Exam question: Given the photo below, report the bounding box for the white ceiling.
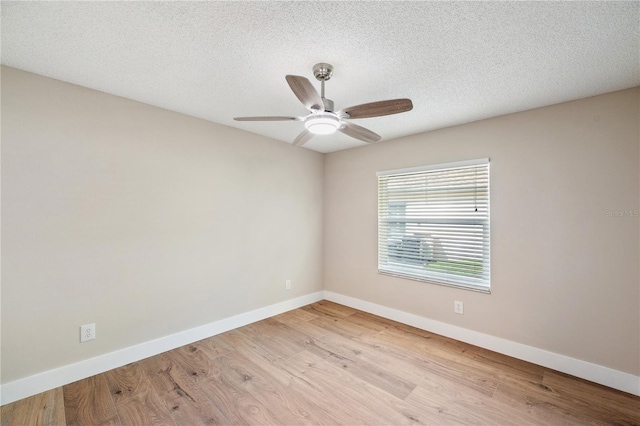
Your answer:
[2,1,638,153]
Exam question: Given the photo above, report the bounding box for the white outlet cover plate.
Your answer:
[80,323,96,342]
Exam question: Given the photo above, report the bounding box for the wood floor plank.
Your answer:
[405,384,511,425]
[167,342,222,386]
[110,389,176,426]
[213,352,331,425]
[137,352,230,425]
[237,318,311,361]
[357,329,500,398]
[276,349,416,425]
[382,321,544,386]
[48,387,68,426]
[300,300,357,318]
[271,312,331,339]
[5,388,65,426]
[381,326,476,362]
[194,373,279,425]
[252,317,315,347]
[165,343,252,424]
[272,308,319,323]
[63,374,120,425]
[229,322,365,425]
[491,374,598,425]
[305,335,417,400]
[309,314,380,339]
[285,378,371,425]
[314,329,427,385]
[104,363,148,403]
[275,350,395,425]
[379,320,504,372]
[212,326,378,425]
[463,345,545,385]
[408,370,542,425]
[168,343,279,425]
[389,327,545,389]
[542,370,640,424]
[343,310,404,333]
[193,335,235,360]
[214,329,297,388]
[1,400,14,426]
[104,362,175,426]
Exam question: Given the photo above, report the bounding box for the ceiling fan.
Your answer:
[234,63,413,147]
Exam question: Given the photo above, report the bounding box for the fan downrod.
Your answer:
[313,63,334,109]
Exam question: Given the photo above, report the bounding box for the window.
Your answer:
[378,159,490,292]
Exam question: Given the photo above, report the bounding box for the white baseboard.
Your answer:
[324,291,640,397]
[0,291,324,406]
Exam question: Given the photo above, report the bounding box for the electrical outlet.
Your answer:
[285,279,292,290]
[454,301,464,315]
[80,323,96,342]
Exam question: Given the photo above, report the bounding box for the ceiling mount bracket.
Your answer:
[313,63,334,82]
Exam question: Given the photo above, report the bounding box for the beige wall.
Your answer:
[324,88,640,375]
[1,67,324,383]
[2,65,638,386]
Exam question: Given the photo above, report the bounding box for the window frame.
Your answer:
[377,158,491,293]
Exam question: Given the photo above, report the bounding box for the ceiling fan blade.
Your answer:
[292,129,314,147]
[339,98,413,119]
[285,75,324,112]
[234,116,300,121]
[339,122,381,144]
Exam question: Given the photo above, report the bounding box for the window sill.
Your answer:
[378,269,491,294]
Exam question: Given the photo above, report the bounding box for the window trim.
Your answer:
[377,158,491,293]
[376,158,490,178]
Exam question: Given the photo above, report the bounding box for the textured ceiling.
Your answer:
[2,1,639,153]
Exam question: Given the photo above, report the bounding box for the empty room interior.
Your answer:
[1,2,639,425]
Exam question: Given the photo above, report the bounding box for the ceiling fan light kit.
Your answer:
[304,113,341,135]
[234,63,413,147]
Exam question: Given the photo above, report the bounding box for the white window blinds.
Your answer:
[377,159,490,292]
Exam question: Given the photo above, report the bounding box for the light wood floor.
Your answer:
[2,301,639,425]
